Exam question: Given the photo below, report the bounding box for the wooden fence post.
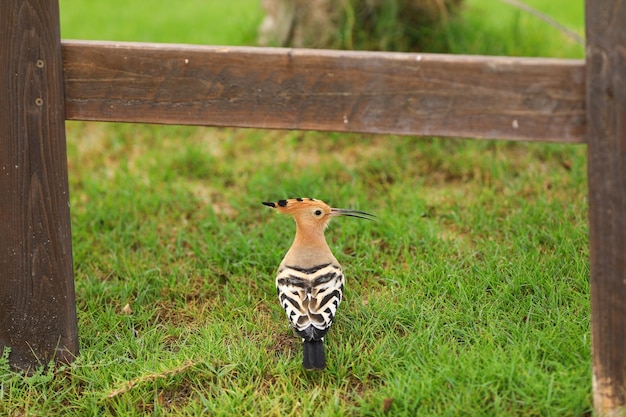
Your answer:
[0,0,78,370]
[586,0,626,414]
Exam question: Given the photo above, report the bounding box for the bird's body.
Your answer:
[263,198,374,370]
[276,260,344,369]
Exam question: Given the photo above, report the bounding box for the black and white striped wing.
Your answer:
[276,263,344,340]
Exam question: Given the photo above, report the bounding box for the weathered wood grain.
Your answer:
[62,41,586,143]
[586,0,626,414]
[0,0,78,370]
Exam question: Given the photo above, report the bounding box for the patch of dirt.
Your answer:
[267,330,298,358]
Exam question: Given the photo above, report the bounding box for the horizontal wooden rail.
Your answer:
[62,41,586,143]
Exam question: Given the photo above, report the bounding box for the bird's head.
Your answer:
[262,198,375,231]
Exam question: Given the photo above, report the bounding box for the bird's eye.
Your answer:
[314,209,323,216]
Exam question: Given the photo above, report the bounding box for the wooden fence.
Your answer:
[1,0,624,414]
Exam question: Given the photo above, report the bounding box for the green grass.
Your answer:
[427,0,584,57]
[59,0,263,45]
[2,1,591,416]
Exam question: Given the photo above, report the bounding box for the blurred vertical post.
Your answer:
[586,0,626,414]
[0,0,78,370]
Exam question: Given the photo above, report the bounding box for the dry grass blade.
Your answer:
[105,359,198,399]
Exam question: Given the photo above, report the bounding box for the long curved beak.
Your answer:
[330,208,377,221]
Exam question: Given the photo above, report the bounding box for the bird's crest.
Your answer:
[262,198,329,214]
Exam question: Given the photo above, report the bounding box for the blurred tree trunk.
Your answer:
[258,0,463,51]
[258,0,341,48]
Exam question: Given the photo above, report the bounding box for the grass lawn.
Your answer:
[2,1,590,415]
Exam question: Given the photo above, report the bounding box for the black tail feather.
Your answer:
[303,340,325,370]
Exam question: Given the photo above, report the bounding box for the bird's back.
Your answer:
[276,261,344,341]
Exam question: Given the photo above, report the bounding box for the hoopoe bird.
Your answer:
[263,198,375,370]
